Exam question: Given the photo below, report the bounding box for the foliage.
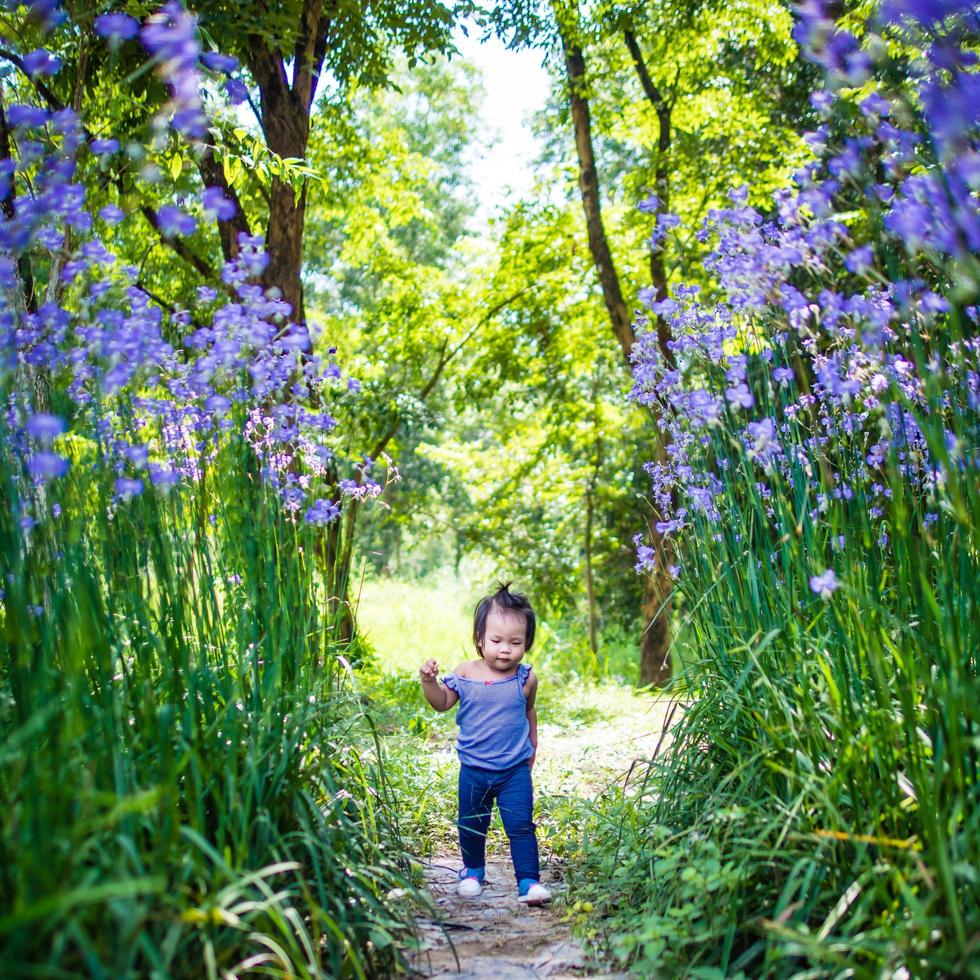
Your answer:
[359,0,820,660]
[571,0,980,974]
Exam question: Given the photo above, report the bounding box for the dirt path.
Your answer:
[402,691,679,978]
[407,854,601,978]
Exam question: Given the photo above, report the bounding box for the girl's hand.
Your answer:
[419,659,439,683]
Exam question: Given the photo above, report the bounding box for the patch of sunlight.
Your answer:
[354,575,475,674]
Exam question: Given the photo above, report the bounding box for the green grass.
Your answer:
[0,428,423,977]
[355,570,655,685]
[561,340,980,974]
[355,573,476,674]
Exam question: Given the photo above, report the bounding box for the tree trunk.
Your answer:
[249,51,310,331]
[624,28,676,373]
[558,26,635,360]
[245,0,329,346]
[623,28,681,687]
[584,487,598,656]
[640,565,673,685]
[197,139,252,263]
[557,9,673,685]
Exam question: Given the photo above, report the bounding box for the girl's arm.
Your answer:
[524,670,539,764]
[418,659,460,711]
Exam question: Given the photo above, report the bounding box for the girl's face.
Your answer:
[479,608,528,673]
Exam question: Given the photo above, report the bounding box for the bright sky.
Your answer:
[451,24,552,224]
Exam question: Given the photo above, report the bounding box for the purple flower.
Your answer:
[338,478,382,499]
[651,297,680,316]
[633,533,656,573]
[921,291,950,314]
[810,90,834,115]
[726,383,755,409]
[27,412,66,442]
[772,366,794,386]
[638,193,660,213]
[201,51,239,73]
[223,78,248,104]
[859,92,891,120]
[8,104,49,128]
[304,498,341,526]
[95,12,141,40]
[156,205,197,238]
[115,477,144,499]
[170,107,207,138]
[205,394,231,414]
[746,418,782,465]
[117,445,146,471]
[881,0,965,26]
[809,569,839,599]
[845,245,874,274]
[140,3,206,138]
[90,138,120,156]
[149,466,181,489]
[28,450,69,481]
[281,486,305,512]
[23,48,62,77]
[202,186,235,220]
[99,204,125,225]
[24,0,65,31]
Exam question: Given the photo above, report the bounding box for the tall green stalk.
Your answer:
[0,421,416,977]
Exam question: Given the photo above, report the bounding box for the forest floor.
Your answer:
[383,679,679,978]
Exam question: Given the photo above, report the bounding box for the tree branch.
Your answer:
[0,93,36,313]
[623,28,676,371]
[140,204,217,280]
[623,30,669,114]
[0,47,64,111]
[197,136,252,262]
[292,0,325,108]
[368,284,537,461]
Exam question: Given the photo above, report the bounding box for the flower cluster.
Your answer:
[1,1,361,531]
[630,0,979,593]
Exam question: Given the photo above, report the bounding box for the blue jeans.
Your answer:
[457,761,539,883]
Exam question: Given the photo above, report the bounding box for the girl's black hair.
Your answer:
[473,581,536,654]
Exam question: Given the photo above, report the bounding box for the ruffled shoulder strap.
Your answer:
[440,673,460,692]
[517,663,532,686]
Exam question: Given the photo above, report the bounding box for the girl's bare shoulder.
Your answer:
[453,659,483,678]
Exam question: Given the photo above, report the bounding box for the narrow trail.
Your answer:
[408,854,600,978]
[400,689,678,978]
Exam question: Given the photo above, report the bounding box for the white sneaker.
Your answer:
[517,882,552,905]
[456,873,483,898]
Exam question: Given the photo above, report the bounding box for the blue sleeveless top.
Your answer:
[441,663,534,770]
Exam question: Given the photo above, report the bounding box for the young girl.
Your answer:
[418,583,552,905]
